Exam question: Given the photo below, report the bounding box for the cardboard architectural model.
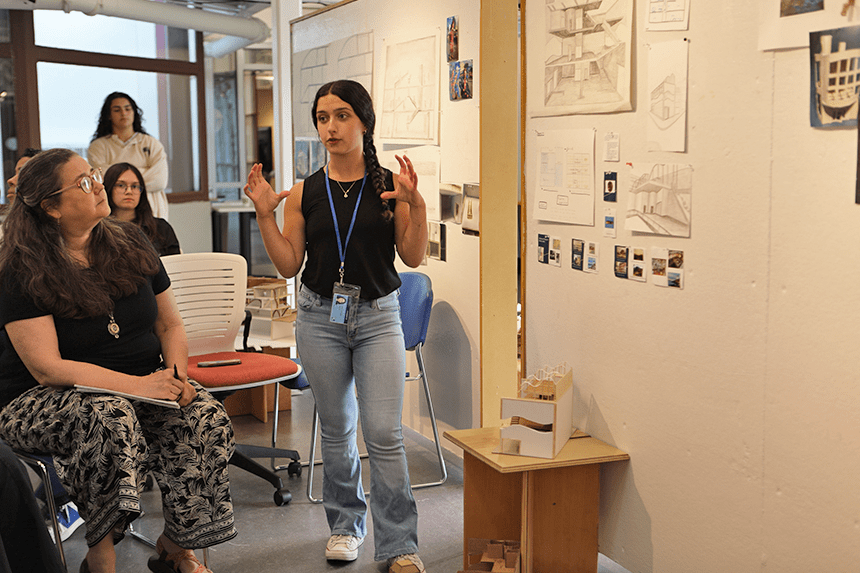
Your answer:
[499,362,573,459]
[458,538,520,573]
[245,278,296,339]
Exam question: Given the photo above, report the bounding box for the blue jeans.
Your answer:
[296,284,418,561]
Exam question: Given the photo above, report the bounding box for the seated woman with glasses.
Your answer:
[105,162,180,256]
[0,149,237,573]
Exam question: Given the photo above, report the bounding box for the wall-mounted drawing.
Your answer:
[625,163,692,238]
[379,32,440,144]
[292,32,375,140]
[526,0,633,117]
[647,39,689,152]
[809,25,860,127]
[647,0,691,31]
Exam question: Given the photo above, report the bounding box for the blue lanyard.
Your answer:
[325,165,367,284]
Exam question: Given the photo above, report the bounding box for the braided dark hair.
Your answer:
[312,80,393,221]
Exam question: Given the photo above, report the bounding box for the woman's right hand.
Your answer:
[244,163,290,218]
[141,369,185,402]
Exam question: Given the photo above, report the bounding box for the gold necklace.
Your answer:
[334,178,357,198]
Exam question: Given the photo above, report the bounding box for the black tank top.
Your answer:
[301,167,401,300]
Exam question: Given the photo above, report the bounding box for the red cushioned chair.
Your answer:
[161,252,302,506]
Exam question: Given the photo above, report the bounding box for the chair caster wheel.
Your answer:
[287,461,302,477]
[274,489,292,506]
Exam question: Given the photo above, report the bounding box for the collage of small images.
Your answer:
[537,233,685,289]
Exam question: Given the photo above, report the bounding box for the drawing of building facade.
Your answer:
[813,34,860,124]
[650,73,683,128]
[544,0,626,106]
[626,164,692,237]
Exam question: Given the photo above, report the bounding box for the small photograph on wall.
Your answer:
[572,238,584,270]
[538,233,550,264]
[447,16,459,62]
[781,0,824,17]
[449,60,473,100]
[614,245,628,278]
[604,171,617,202]
[809,25,860,128]
[294,138,311,181]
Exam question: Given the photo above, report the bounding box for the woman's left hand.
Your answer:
[381,155,424,208]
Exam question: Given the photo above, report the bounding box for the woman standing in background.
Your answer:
[88,92,169,219]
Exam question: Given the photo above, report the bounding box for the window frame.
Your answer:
[8,10,208,203]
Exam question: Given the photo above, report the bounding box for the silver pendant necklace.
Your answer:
[335,179,357,198]
[107,312,120,338]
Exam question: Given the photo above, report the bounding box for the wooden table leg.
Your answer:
[529,464,600,573]
[462,452,522,570]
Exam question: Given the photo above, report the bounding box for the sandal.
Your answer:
[147,537,212,573]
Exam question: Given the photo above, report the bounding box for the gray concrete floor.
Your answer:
[47,390,630,573]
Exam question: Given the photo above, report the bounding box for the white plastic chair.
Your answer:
[161,252,303,506]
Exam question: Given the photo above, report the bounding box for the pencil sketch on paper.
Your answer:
[625,163,692,238]
[650,74,683,129]
[528,0,633,116]
[379,33,439,144]
[291,33,374,139]
[647,39,688,152]
[809,26,860,128]
[647,0,691,31]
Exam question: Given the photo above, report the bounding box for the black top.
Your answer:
[153,218,180,256]
[0,262,171,409]
[301,167,401,300]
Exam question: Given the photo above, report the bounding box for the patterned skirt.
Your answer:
[0,381,237,549]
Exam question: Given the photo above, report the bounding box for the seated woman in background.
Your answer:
[0,149,236,573]
[105,162,180,256]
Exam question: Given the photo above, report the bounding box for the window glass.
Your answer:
[0,58,14,203]
[0,10,10,43]
[38,62,201,193]
[33,11,195,62]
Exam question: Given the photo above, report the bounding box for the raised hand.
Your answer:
[381,155,424,208]
[244,163,290,217]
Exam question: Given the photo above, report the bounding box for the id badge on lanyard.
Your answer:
[325,165,367,324]
[330,281,361,324]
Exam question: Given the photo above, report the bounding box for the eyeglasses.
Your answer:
[48,168,103,198]
[113,182,141,194]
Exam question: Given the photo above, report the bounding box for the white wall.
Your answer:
[169,200,212,253]
[524,1,860,572]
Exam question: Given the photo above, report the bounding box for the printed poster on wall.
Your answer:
[531,128,595,226]
[758,0,855,51]
[809,25,860,128]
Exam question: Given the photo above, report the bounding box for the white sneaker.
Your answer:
[325,534,364,561]
[47,501,84,543]
[387,553,426,573]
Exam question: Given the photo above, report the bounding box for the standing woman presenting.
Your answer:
[244,80,429,573]
[88,92,169,219]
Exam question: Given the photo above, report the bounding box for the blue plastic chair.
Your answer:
[296,272,448,503]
